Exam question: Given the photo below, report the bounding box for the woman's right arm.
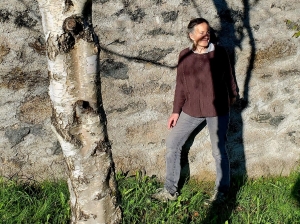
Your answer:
[169,51,187,128]
[172,52,186,115]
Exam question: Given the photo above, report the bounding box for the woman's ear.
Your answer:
[189,32,194,41]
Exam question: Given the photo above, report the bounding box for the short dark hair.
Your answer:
[187,18,209,33]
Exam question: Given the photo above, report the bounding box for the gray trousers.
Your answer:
[164,112,230,194]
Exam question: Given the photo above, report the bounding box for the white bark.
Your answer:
[37,0,121,223]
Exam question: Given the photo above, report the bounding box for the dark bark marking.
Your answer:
[77,176,90,184]
[74,100,97,115]
[98,140,111,152]
[57,33,75,53]
[94,191,107,200]
[51,106,82,147]
[79,210,90,220]
[63,17,83,34]
[78,210,97,221]
[45,15,96,60]
[57,16,94,55]
[65,18,77,31]
[65,157,75,171]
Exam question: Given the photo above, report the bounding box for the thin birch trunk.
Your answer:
[37,0,121,223]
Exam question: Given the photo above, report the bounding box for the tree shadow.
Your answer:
[99,44,177,69]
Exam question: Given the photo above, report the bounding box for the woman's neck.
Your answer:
[195,45,208,54]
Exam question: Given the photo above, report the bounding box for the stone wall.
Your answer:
[0,0,299,181]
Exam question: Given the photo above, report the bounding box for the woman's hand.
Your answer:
[167,113,179,129]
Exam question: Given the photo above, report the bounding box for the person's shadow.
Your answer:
[292,173,300,206]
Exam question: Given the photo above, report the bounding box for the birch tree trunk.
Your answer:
[37,0,121,223]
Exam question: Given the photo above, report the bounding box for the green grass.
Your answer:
[1,171,300,224]
[0,178,70,224]
[117,171,300,224]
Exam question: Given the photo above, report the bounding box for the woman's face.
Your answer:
[189,23,210,47]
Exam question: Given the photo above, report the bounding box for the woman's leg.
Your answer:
[165,112,205,194]
[206,114,230,193]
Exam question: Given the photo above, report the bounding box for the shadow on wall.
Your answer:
[99,44,177,69]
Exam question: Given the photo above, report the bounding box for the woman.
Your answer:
[152,18,238,204]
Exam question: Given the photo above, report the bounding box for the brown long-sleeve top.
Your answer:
[173,44,238,117]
